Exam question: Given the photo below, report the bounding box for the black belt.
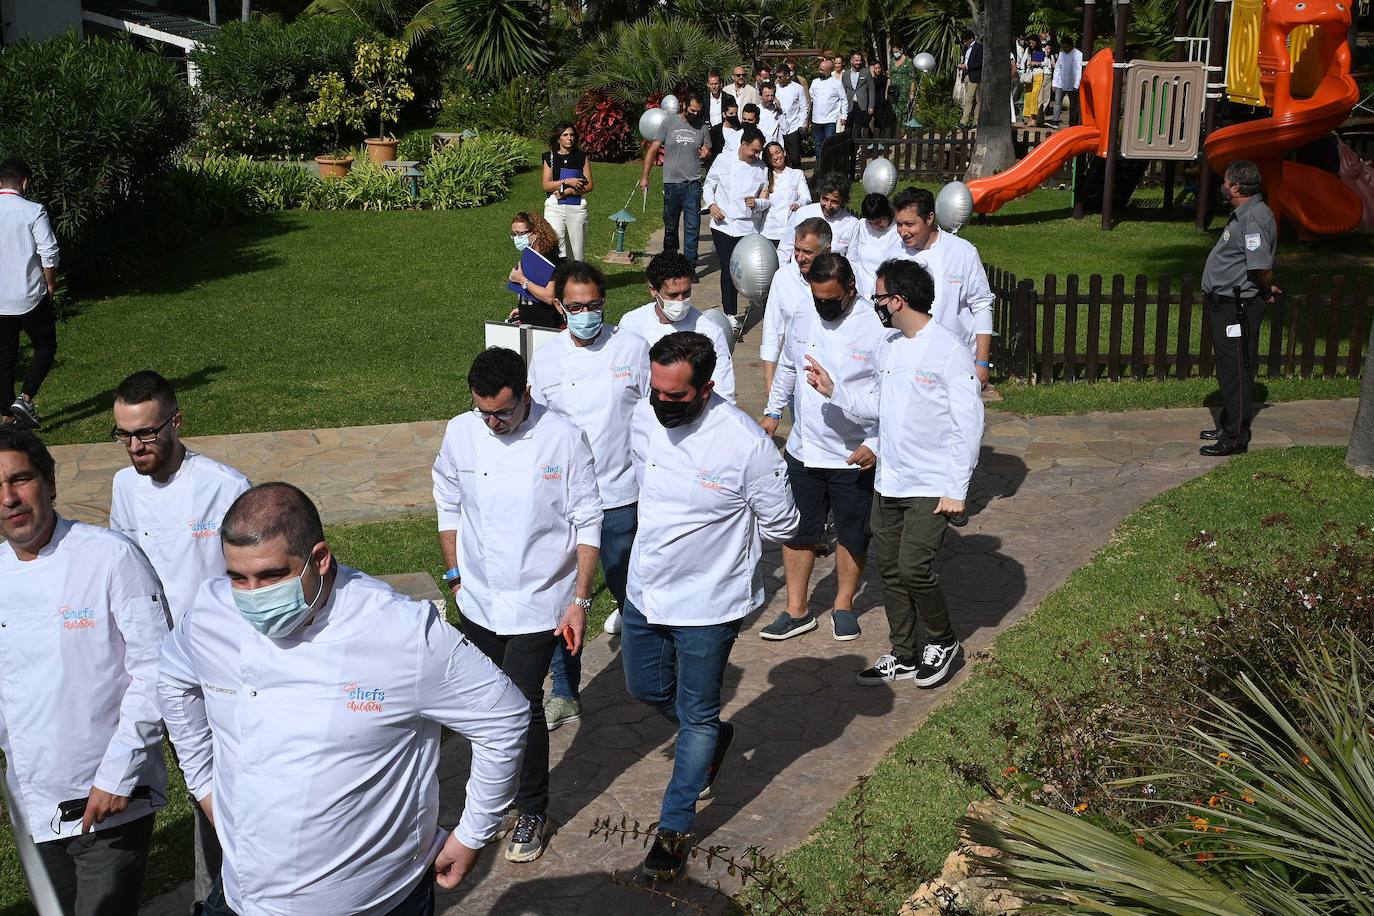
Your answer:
[1204,292,1256,305]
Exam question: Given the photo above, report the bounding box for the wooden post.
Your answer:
[1073,0,1098,220]
[1196,0,1231,232]
[1163,0,1190,215]
[1100,0,1132,230]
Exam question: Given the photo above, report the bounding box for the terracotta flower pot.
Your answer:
[365,138,399,165]
[315,154,354,179]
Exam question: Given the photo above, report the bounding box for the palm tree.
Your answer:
[567,16,738,104]
[967,0,1015,177]
[1347,323,1373,476]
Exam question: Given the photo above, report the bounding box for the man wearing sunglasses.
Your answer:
[431,346,603,864]
[107,369,248,912]
[728,65,760,111]
[528,261,650,730]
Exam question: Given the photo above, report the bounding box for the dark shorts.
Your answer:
[784,450,874,555]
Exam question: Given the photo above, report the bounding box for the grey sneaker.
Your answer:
[9,398,39,429]
[760,611,817,640]
[504,813,547,862]
[544,695,581,731]
[830,610,861,641]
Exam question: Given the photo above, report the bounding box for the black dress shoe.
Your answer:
[643,829,690,881]
[1199,429,1221,441]
[1199,442,1247,457]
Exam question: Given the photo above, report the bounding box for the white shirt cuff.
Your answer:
[575,523,602,549]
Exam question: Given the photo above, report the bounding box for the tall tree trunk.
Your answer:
[240,0,250,21]
[966,0,1015,178]
[207,0,218,25]
[1347,322,1374,476]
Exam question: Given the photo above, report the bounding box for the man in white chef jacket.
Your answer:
[432,346,602,864]
[0,426,171,915]
[805,259,984,692]
[529,261,650,730]
[623,332,799,882]
[759,253,887,644]
[882,186,996,388]
[761,216,833,393]
[108,369,249,912]
[159,482,529,916]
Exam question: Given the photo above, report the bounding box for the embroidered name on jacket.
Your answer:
[188,519,220,539]
[345,683,386,712]
[698,469,726,491]
[913,370,940,385]
[610,363,635,380]
[59,604,96,630]
[540,463,564,480]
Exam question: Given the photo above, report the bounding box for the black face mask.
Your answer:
[725,114,740,128]
[814,294,850,322]
[874,299,895,328]
[651,390,707,428]
[686,112,706,128]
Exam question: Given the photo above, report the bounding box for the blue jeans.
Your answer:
[551,503,638,700]
[620,600,742,833]
[812,122,836,156]
[662,180,702,262]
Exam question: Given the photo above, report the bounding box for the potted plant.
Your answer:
[307,71,362,178]
[354,38,414,166]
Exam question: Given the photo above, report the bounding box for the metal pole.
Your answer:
[1195,0,1230,232]
[1163,0,1189,214]
[1100,0,1132,230]
[1073,0,1098,220]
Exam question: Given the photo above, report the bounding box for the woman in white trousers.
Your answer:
[542,124,593,261]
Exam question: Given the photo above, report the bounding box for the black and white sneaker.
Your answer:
[913,638,963,688]
[9,397,40,429]
[643,828,690,881]
[855,653,918,685]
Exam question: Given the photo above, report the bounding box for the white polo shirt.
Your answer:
[766,301,888,469]
[432,403,603,635]
[0,518,170,842]
[528,325,650,510]
[110,450,251,624]
[159,567,528,916]
[760,259,811,364]
[779,203,858,262]
[619,302,737,405]
[830,320,984,499]
[882,229,995,350]
[627,395,799,626]
[704,154,771,237]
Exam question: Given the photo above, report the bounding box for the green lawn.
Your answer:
[36,156,663,447]
[989,374,1360,414]
[758,447,1374,912]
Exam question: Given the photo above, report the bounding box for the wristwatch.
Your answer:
[571,596,592,609]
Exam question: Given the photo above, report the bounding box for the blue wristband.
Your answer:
[764,410,783,420]
[443,567,461,583]
[974,359,992,368]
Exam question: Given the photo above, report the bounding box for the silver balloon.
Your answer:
[660,93,680,115]
[699,307,737,354]
[914,52,936,73]
[728,232,780,303]
[862,157,897,196]
[638,107,669,143]
[935,180,975,233]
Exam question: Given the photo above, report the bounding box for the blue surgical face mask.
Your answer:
[513,233,531,252]
[566,308,603,340]
[233,557,325,639]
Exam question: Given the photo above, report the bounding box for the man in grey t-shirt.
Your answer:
[639,93,711,267]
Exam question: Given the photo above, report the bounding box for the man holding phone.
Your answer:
[0,426,171,915]
[432,346,603,863]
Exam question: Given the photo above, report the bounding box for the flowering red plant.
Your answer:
[574,91,636,162]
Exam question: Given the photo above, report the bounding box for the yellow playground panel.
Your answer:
[1225,0,1325,106]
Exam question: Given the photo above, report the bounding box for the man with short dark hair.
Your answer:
[806,258,983,690]
[625,331,799,881]
[761,217,833,392]
[780,172,859,262]
[640,94,712,267]
[759,253,885,643]
[0,426,171,915]
[108,369,249,912]
[0,159,60,430]
[958,30,984,127]
[841,51,874,136]
[432,347,602,863]
[774,65,809,169]
[758,83,785,145]
[1049,35,1083,126]
[706,71,732,127]
[160,482,529,914]
[704,124,772,327]
[1199,159,1280,456]
[530,262,650,727]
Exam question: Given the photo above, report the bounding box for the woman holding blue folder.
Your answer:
[542,124,594,261]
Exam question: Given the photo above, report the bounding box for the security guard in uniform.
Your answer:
[1199,160,1280,456]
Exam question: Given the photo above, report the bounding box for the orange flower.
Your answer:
[1217,752,1231,762]
[1207,795,1219,807]
[1003,766,1018,776]
[1134,834,1145,846]
[1073,803,1088,814]
[1301,754,1311,766]
[1196,852,1215,863]
[1242,793,1255,805]
[1194,818,1210,831]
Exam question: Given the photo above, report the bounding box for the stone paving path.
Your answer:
[112,232,1356,916]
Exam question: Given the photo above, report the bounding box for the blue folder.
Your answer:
[558,167,583,205]
[507,247,556,297]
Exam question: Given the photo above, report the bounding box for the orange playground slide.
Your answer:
[967,49,1115,214]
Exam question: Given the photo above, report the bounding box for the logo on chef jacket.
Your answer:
[913,370,940,386]
[847,345,873,363]
[188,519,220,540]
[610,363,635,380]
[344,682,385,713]
[58,604,96,631]
[540,463,564,481]
[697,469,725,492]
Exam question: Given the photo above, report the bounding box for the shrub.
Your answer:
[191,16,372,109]
[420,132,530,209]
[437,70,555,137]
[566,16,737,105]
[353,38,414,139]
[196,97,321,160]
[0,32,196,284]
[574,92,636,162]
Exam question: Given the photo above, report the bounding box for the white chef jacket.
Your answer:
[619,302,737,405]
[759,168,812,241]
[848,220,900,299]
[760,259,810,364]
[758,106,784,145]
[776,81,808,134]
[704,154,771,237]
[882,229,995,351]
[767,301,887,469]
[432,404,602,635]
[809,74,846,125]
[627,395,799,626]
[778,203,858,262]
[528,325,650,510]
[158,566,529,916]
[829,320,984,499]
[0,518,170,842]
[110,450,251,624]
[0,189,59,316]
[721,125,742,155]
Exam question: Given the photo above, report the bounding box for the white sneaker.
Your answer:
[603,608,622,634]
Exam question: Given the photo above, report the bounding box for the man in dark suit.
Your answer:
[958,29,983,128]
[840,51,874,137]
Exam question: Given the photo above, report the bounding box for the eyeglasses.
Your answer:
[510,231,530,240]
[111,413,177,445]
[561,298,605,314]
[872,292,900,305]
[733,72,746,78]
[472,398,525,422]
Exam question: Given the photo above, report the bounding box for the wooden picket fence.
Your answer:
[987,265,1372,383]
